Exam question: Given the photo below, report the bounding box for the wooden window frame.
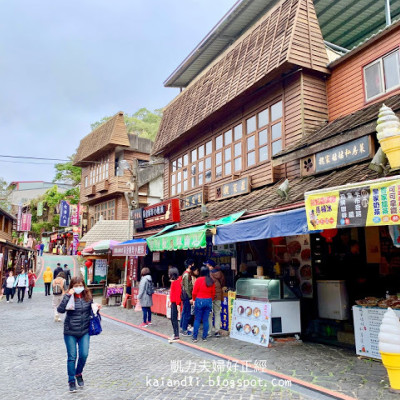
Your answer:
[363,49,400,102]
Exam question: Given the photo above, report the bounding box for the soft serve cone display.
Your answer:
[379,307,400,391]
[376,104,400,169]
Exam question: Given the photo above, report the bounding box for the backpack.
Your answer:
[146,279,154,296]
[53,280,63,295]
[180,273,189,301]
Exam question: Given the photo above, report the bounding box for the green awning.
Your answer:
[146,211,246,252]
[147,225,208,252]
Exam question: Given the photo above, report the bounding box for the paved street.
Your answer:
[0,255,317,400]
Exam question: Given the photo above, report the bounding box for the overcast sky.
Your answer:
[0,0,237,183]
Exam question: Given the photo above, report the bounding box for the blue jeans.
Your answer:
[64,334,90,383]
[180,298,191,331]
[142,307,151,323]
[193,298,212,340]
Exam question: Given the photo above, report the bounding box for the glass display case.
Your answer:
[236,278,298,301]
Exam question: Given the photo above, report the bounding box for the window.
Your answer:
[84,176,88,188]
[169,99,283,196]
[94,200,115,223]
[364,49,400,101]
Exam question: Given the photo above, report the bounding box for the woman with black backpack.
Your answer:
[138,267,154,328]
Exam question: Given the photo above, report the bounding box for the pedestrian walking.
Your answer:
[180,259,194,336]
[168,267,181,342]
[63,264,71,286]
[35,243,40,256]
[14,267,29,303]
[40,242,44,256]
[206,260,226,337]
[43,266,53,296]
[138,267,154,327]
[28,269,37,299]
[191,266,215,343]
[53,263,63,280]
[2,270,16,303]
[57,276,102,392]
[53,272,66,322]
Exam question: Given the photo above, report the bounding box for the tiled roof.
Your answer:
[177,162,389,226]
[153,0,328,155]
[74,112,130,166]
[80,220,133,246]
[275,93,400,158]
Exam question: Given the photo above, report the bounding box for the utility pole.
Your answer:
[122,158,138,304]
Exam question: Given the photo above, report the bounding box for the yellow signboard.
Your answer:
[305,178,400,230]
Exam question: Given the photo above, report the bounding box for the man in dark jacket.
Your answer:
[206,260,226,337]
[53,263,63,280]
[63,264,72,286]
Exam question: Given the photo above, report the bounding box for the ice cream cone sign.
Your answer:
[379,308,400,392]
[376,104,400,169]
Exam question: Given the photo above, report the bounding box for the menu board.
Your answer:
[230,299,271,347]
[353,306,400,359]
[305,178,400,230]
[286,234,312,298]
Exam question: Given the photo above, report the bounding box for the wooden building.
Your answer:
[74,111,163,231]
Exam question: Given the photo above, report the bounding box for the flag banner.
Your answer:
[59,200,70,227]
[20,213,32,232]
[37,201,43,217]
[70,204,80,226]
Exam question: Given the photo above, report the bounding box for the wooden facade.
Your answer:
[0,212,14,242]
[327,23,400,121]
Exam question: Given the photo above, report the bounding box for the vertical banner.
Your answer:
[70,204,80,226]
[130,256,139,282]
[72,226,80,255]
[59,200,70,227]
[37,201,43,217]
[17,205,22,231]
[20,213,32,232]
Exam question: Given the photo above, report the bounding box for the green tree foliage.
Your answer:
[30,185,80,236]
[53,154,81,186]
[90,108,162,141]
[0,177,11,211]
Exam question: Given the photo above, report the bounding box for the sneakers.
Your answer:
[181,331,192,336]
[139,322,148,328]
[69,381,77,392]
[57,317,62,322]
[168,336,179,342]
[6,301,9,303]
[147,321,152,325]
[214,332,221,337]
[75,374,84,387]
[192,338,198,343]
[202,338,208,342]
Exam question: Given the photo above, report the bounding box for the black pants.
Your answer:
[45,283,51,296]
[28,286,34,298]
[5,287,14,301]
[171,303,179,338]
[17,286,26,302]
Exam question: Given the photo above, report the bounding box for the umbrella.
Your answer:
[92,239,120,252]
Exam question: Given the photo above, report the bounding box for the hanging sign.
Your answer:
[181,191,204,210]
[152,252,160,262]
[59,200,70,227]
[216,176,250,200]
[112,242,147,257]
[17,205,22,231]
[132,208,144,230]
[143,198,180,228]
[37,202,43,217]
[128,256,139,283]
[20,213,32,232]
[70,204,80,226]
[305,177,400,230]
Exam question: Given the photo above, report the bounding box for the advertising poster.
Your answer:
[59,200,70,227]
[286,234,312,298]
[230,299,271,347]
[20,213,32,232]
[221,296,229,331]
[305,178,400,230]
[70,204,80,226]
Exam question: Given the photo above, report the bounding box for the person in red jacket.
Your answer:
[190,267,215,342]
[168,268,181,342]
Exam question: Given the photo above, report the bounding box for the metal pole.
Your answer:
[385,0,391,26]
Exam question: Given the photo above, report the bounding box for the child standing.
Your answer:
[168,267,181,342]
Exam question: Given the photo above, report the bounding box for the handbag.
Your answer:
[134,298,142,312]
[89,309,102,336]
[66,295,75,310]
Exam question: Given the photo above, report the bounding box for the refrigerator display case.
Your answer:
[235,278,301,335]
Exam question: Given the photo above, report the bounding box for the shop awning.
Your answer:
[213,208,312,245]
[112,239,147,257]
[147,225,208,251]
[305,175,400,231]
[147,211,245,251]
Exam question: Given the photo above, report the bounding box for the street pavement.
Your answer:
[0,254,316,400]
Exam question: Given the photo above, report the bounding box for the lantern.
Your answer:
[321,229,338,243]
[77,251,82,256]
[270,237,284,245]
[85,260,93,268]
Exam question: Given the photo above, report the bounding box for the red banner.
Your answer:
[143,198,180,228]
[20,213,32,232]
